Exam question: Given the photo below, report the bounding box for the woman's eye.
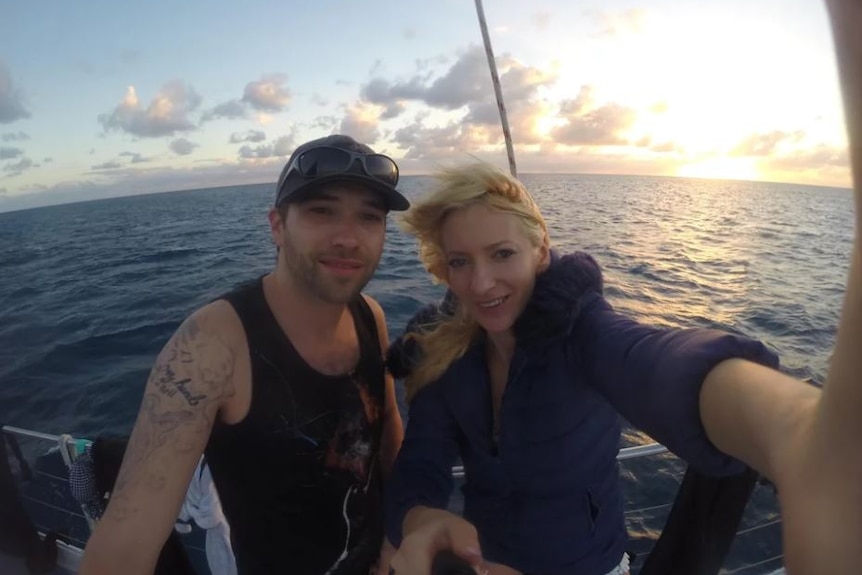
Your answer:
[448,258,467,268]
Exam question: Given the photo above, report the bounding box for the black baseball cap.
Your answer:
[274,134,410,211]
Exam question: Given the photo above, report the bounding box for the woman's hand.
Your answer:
[373,537,398,575]
[390,507,484,575]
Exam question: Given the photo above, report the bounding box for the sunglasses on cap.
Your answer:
[286,146,399,187]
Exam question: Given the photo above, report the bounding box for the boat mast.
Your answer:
[473,0,518,178]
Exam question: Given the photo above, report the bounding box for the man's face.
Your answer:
[270,183,387,304]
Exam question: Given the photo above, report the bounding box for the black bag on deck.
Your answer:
[639,465,759,575]
[91,436,197,575]
[0,430,59,573]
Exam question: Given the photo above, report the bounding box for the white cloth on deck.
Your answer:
[175,457,237,575]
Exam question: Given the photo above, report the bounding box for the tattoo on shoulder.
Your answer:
[156,375,208,406]
[152,314,237,406]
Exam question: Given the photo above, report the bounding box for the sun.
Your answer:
[676,156,761,182]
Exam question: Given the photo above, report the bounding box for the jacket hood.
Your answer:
[513,250,603,347]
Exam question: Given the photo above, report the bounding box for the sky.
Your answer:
[0,0,852,212]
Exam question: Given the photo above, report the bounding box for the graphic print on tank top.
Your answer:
[253,335,385,575]
[320,371,382,574]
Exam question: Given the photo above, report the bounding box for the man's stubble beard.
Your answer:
[281,236,380,305]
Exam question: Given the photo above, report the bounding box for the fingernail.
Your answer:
[463,546,482,559]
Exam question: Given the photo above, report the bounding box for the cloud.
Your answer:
[272,134,296,157]
[238,134,295,159]
[465,59,558,145]
[2,157,36,177]
[0,62,31,124]
[201,99,247,122]
[730,130,806,156]
[360,45,557,151]
[591,8,647,37]
[532,12,551,30]
[119,151,148,163]
[391,135,683,179]
[92,160,123,171]
[520,148,680,177]
[242,74,291,112]
[255,113,275,126]
[552,86,637,146]
[392,119,490,161]
[200,75,292,123]
[238,145,269,159]
[753,143,850,188]
[43,157,53,163]
[1,149,297,210]
[2,131,29,142]
[99,82,202,137]
[361,46,493,110]
[403,28,417,40]
[311,115,339,130]
[762,144,849,171]
[311,93,329,107]
[651,141,683,153]
[339,102,382,144]
[369,59,384,77]
[0,159,290,213]
[381,102,406,120]
[229,130,266,144]
[170,138,199,156]
[0,146,24,160]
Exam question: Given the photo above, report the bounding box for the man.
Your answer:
[79,134,408,575]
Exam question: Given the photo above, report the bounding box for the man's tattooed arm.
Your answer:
[79,301,239,575]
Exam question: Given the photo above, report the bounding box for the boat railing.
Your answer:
[2,424,783,573]
[451,442,669,478]
[2,425,64,443]
[4,423,671,480]
[2,424,90,572]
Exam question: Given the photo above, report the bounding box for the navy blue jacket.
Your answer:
[384,252,780,575]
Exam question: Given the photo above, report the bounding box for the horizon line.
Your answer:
[0,171,853,216]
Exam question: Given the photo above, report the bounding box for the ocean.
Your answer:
[0,174,854,572]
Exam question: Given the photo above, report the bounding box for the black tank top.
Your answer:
[205,277,386,575]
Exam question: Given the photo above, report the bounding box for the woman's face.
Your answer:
[441,202,548,335]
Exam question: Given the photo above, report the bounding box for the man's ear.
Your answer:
[268,206,285,247]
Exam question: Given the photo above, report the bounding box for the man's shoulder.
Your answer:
[180,299,246,349]
[359,293,391,349]
[360,293,385,322]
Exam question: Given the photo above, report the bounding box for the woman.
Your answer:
[384,160,779,575]
[384,3,861,573]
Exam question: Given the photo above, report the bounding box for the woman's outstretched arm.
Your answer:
[700,1,861,572]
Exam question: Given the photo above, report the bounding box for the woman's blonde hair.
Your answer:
[399,160,549,401]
